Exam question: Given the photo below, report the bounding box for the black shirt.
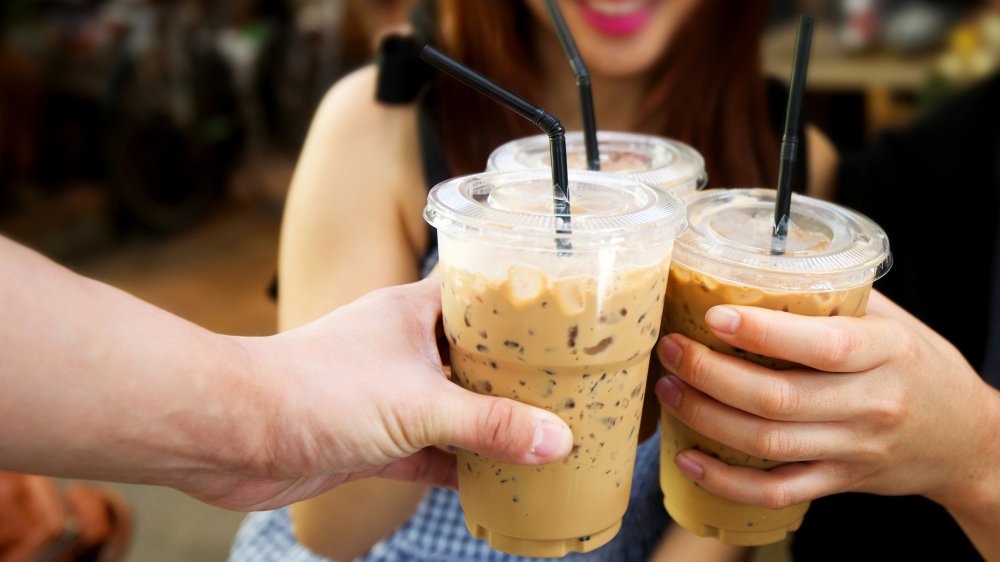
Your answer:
[791,70,1000,562]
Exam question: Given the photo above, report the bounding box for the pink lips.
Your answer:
[577,1,654,36]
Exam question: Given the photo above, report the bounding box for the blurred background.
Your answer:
[1,0,998,561]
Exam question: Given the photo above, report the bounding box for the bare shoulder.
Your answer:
[314,65,413,141]
[806,125,839,201]
[297,65,421,197]
[278,64,428,326]
[282,63,425,245]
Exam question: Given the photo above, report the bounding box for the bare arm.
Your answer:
[805,124,839,201]
[0,237,573,511]
[0,234,261,489]
[277,65,428,328]
[278,65,437,560]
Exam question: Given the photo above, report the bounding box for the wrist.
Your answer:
[155,332,278,492]
[935,383,1000,520]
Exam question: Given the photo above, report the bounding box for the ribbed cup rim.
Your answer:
[486,131,707,190]
[425,169,689,251]
[673,188,892,292]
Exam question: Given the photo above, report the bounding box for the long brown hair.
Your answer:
[427,0,779,188]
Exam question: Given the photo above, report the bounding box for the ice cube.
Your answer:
[723,286,764,305]
[555,277,590,315]
[505,265,546,306]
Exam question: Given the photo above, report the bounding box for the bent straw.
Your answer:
[420,45,572,251]
[543,0,600,171]
[771,15,814,255]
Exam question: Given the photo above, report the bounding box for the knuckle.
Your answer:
[750,422,797,460]
[682,393,710,432]
[684,346,712,389]
[758,379,800,419]
[894,329,921,362]
[871,390,907,428]
[751,315,773,350]
[761,482,799,510]
[478,399,520,456]
[706,469,738,499]
[819,327,856,368]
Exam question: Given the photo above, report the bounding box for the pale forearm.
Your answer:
[0,236,267,487]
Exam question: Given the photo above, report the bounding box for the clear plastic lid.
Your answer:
[674,188,892,292]
[425,169,688,252]
[486,131,707,193]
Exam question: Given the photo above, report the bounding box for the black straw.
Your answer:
[543,0,600,171]
[420,45,571,251]
[771,15,814,255]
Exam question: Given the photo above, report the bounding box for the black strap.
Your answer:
[373,32,450,277]
[373,33,451,187]
[375,34,434,105]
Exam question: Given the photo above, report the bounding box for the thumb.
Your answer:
[428,385,574,465]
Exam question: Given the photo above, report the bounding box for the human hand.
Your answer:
[176,277,574,511]
[654,290,1000,516]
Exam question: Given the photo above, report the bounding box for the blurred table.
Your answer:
[762,20,940,134]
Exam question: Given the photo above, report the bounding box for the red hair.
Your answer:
[429,0,779,188]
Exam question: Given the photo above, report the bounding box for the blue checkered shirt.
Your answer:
[227,427,668,562]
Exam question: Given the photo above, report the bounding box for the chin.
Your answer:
[581,45,661,78]
[533,0,688,78]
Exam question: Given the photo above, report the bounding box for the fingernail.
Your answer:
[705,306,740,334]
[530,419,571,459]
[675,452,705,480]
[658,337,683,370]
[655,375,682,409]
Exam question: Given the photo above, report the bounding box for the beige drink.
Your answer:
[487,131,707,197]
[426,169,687,557]
[664,263,872,369]
[658,188,891,546]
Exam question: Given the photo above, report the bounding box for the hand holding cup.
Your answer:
[656,290,1000,527]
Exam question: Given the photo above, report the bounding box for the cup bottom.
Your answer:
[664,501,802,546]
[465,516,622,558]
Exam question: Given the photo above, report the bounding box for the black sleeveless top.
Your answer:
[790,71,1000,562]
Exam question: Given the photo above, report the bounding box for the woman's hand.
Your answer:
[654,290,1000,557]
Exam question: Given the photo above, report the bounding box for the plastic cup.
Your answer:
[487,131,707,197]
[425,169,687,557]
[658,188,892,545]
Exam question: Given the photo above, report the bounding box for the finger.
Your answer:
[428,385,574,465]
[673,449,850,510]
[700,304,895,372]
[657,335,868,422]
[377,446,459,489]
[389,277,447,372]
[864,289,897,317]
[408,275,443,320]
[656,375,856,462]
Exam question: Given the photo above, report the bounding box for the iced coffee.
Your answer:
[658,188,891,546]
[487,131,707,197]
[425,169,687,557]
